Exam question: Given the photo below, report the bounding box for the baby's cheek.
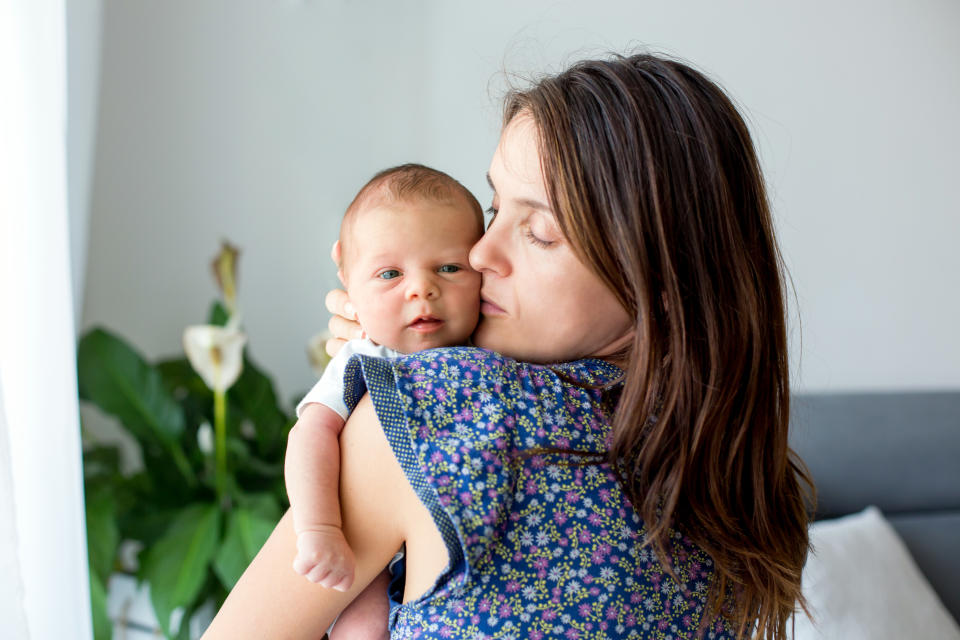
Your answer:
[353,308,394,347]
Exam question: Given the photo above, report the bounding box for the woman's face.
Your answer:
[469,114,634,364]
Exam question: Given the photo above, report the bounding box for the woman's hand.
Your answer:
[324,240,363,356]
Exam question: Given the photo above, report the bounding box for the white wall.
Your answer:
[83,0,960,407]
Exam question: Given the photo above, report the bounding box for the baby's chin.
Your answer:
[369,330,472,355]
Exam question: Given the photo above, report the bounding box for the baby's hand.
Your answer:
[292,526,356,591]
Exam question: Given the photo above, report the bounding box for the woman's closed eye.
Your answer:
[524,227,554,248]
[487,201,556,248]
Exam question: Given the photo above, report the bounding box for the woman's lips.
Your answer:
[480,298,507,316]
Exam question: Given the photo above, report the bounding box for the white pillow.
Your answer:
[791,505,960,639]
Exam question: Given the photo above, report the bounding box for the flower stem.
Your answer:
[214,389,227,505]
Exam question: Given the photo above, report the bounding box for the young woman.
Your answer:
[202,53,813,640]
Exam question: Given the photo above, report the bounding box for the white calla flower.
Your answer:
[183,324,247,392]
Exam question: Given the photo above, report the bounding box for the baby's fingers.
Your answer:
[292,552,318,576]
[308,564,354,592]
[304,564,332,585]
[327,571,355,593]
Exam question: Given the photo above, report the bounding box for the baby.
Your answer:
[285,163,484,638]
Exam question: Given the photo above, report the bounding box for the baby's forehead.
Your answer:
[349,197,479,236]
[342,198,480,268]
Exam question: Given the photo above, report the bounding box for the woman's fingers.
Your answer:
[325,336,347,358]
[324,251,361,350]
[327,314,363,343]
[324,288,356,321]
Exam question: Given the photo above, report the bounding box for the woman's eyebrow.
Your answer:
[486,172,551,212]
[517,197,551,212]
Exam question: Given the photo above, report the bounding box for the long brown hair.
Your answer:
[504,53,815,639]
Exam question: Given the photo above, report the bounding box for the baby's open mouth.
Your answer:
[408,315,444,332]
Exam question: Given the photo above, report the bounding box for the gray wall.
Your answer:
[68,0,102,330]
[82,0,960,411]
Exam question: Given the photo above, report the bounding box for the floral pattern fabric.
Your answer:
[343,347,735,640]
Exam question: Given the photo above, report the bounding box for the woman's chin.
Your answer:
[472,322,521,358]
[472,325,562,364]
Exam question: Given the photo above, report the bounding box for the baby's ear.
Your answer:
[330,240,342,267]
[337,268,346,287]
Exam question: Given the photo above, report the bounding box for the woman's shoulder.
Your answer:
[392,345,514,379]
[341,345,624,466]
[346,346,623,446]
[388,345,623,389]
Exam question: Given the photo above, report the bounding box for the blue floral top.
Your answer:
[343,347,735,640]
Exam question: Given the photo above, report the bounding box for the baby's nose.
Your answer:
[405,274,439,300]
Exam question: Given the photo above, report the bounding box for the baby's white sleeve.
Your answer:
[295,339,399,420]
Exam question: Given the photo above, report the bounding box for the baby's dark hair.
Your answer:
[339,163,484,275]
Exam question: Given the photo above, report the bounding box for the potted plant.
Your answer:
[79,242,325,639]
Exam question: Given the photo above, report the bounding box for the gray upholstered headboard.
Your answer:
[789,391,960,620]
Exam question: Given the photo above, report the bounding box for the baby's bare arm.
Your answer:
[202,396,408,639]
[285,403,347,532]
[285,403,354,589]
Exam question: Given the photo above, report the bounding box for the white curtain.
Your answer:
[0,0,93,638]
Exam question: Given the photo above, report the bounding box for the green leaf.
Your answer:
[77,328,186,446]
[139,503,221,637]
[235,492,282,522]
[156,357,211,399]
[89,572,112,640]
[207,301,230,327]
[173,610,193,640]
[84,486,119,583]
[233,450,284,479]
[229,353,291,455]
[212,507,277,590]
[82,444,122,480]
[170,596,208,640]
[119,503,185,550]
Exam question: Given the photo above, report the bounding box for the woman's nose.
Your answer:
[404,274,439,301]
[469,222,510,277]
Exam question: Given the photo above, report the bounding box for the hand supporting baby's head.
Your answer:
[337,164,484,354]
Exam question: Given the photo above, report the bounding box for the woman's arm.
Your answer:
[202,395,410,639]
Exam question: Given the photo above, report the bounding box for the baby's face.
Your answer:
[342,200,482,353]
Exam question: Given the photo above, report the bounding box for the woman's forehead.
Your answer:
[491,115,544,188]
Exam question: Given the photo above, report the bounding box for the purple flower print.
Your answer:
[365,347,733,639]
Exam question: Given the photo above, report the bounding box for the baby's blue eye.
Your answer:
[438,265,460,273]
[378,269,401,280]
